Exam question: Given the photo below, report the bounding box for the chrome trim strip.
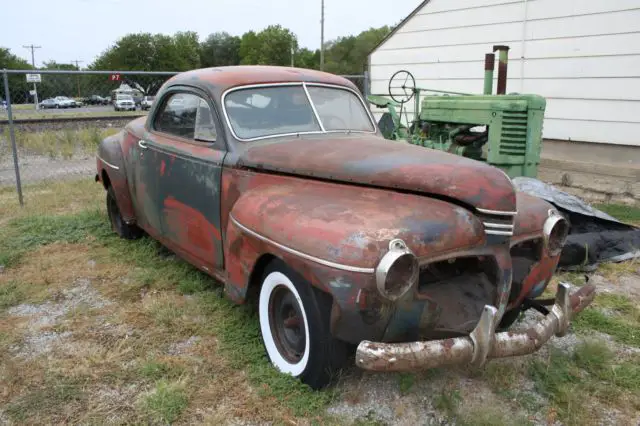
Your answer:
[485,230,514,236]
[230,215,375,274]
[483,222,514,229]
[303,83,326,132]
[221,81,377,142]
[477,208,518,216]
[96,155,119,170]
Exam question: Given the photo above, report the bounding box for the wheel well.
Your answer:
[101,169,111,190]
[246,253,277,303]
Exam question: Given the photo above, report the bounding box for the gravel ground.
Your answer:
[8,278,110,360]
[3,258,639,424]
[0,154,95,186]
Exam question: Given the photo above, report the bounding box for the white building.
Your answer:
[368,0,640,152]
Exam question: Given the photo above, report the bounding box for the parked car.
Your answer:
[113,94,136,111]
[54,96,76,108]
[86,95,106,105]
[95,66,595,390]
[72,98,84,108]
[39,98,58,109]
[141,95,155,110]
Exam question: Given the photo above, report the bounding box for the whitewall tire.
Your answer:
[259,271,310,376]
[257,259,350,389]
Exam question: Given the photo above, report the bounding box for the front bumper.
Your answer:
[355,283,595,372]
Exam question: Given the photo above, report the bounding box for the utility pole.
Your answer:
[320,0,325,70]
[291,40,295,67]
[71,59,83,98]
[23,44,41,109]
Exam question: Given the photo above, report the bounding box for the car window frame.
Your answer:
[221,82,378,142]
[149,85,226,151]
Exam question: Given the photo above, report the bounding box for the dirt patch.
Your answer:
[8,278,110,360]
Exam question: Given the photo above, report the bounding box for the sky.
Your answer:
[2,0,419,68]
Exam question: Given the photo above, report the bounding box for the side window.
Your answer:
[154,93,217,142]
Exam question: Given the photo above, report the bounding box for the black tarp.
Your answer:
[513,177,640,269]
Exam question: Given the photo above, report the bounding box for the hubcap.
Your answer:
[269,285,306,363]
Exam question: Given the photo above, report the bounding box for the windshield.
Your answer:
[117,94,133,101]
[223,84,374,140]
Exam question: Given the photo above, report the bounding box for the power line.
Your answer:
[22,44,41,109]
[320,0,325,70]
[22,44,41,68]
[70,59,84,98]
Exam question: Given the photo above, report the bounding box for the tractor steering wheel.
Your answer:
[388,70,416,104]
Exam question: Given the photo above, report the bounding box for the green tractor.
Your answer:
[368,45,546,178]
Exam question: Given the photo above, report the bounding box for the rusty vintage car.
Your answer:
[95,66,595,389]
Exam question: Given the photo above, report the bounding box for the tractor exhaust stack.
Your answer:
[493,45,510,95]
[483,53,495,95]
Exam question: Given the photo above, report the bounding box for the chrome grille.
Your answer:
[476,207,516,236]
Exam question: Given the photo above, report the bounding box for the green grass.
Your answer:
[398,372,415,395]
[528,340,640,425]
[0,204,336,420]
[594,203,640,224]
[0,209,106,268]
[0,280,26,310]
[433,388,462,417]
[139,360,186,381]
[572,309,640,348]
[4,375,87,422]
[571,293,640,348]
[141,380,189,424]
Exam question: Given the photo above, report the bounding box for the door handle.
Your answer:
[138,140,148,149]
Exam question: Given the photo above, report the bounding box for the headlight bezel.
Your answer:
[543,209,570,256]
[375,239,419,301]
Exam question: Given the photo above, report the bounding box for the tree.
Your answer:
[295,48,320,70]
[323,26,392,75]
[200,32,241,67]
[0,48,34,104]
[90,32,200,71]
[239,25,297,66]
[38,61,80,99]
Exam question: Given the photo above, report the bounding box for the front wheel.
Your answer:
[106,186,143,240]
[258,260,349,389]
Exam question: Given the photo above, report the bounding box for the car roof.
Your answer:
[165,65,358,94]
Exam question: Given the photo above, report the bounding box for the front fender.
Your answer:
[227,180,486,280]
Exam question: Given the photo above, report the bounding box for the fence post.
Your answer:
[2,69,24,207]
[363,70,370,97]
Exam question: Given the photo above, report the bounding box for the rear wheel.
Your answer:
[258,259,349,389]
[106,186,143,240]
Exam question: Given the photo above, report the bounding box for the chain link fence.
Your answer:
[1,69,368,206]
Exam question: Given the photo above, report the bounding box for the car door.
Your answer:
[142,89,227,271]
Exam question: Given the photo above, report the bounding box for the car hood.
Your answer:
[236,134,516,212]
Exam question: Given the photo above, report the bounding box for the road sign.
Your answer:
[26,73,41,83]
[110,74,121,81]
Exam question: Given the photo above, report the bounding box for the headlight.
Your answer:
[543,210,569,256]
[375,239,419,301]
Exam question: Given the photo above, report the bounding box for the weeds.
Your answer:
[529,340,640,425]
[3,127,119,160]
[398,372,415,395]
[0,281,26,310]
[140,379,189,424]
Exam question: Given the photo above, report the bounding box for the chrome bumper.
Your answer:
[355,283,596,372]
